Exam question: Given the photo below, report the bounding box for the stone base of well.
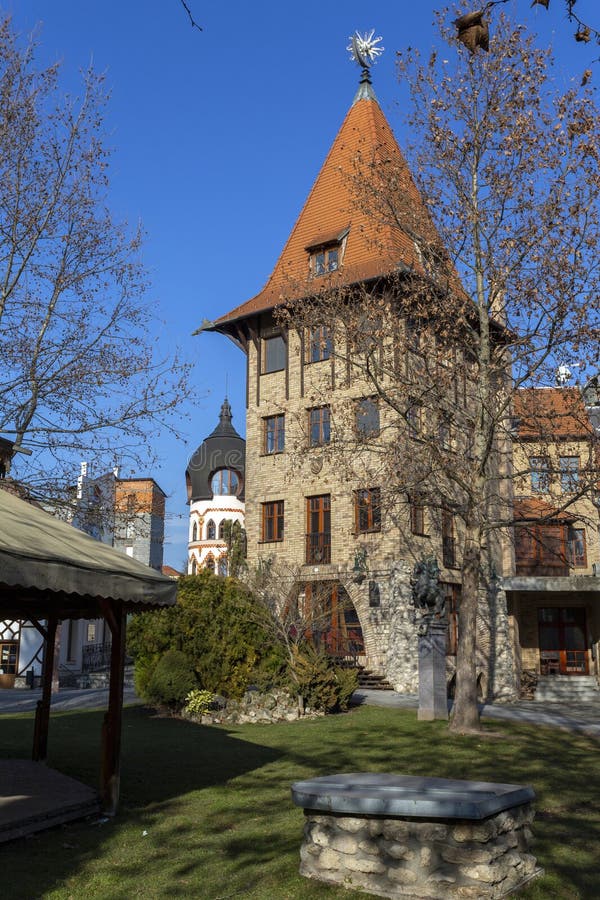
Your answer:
[291,774,542,899]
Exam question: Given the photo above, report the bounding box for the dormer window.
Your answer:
[314,246,338,276]
[306,227,349,278]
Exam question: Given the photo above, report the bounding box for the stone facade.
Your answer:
[299,805,539,899]
[204,80,521,700]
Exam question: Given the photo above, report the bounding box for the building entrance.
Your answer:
[304,583,364,660]
[538,607,588,675]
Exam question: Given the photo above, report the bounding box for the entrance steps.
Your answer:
[357,668,394,691]
[534,675,599,703]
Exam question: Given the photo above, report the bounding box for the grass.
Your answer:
[0,704,598,899]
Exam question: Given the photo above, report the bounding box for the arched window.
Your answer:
[204,554,215,573]
[206,519,216,540]
[218,518,232,540]
[211,469,240,496]
[218,556,228,577]
[192,521,198,542]
[191,557,197,575]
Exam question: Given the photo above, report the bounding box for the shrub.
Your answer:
[143,649,197,709]
[128,572,285,700]
[290,645,359,713]
[184,689,215,718]
[334,666,359,711]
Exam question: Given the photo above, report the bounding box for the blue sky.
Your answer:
[5,1,597,567]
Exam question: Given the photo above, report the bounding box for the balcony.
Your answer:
[515,524,570,577]
[306,532,331,565]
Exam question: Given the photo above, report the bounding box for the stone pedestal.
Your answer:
[417,621,448,721]
[291,774,542,899]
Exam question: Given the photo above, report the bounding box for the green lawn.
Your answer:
[0,704,598,899]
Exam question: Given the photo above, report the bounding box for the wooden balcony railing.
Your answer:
[305,532,331,565]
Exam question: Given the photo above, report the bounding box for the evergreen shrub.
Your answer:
[144,649,197,708]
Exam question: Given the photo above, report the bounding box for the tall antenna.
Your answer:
[225,372,229,399]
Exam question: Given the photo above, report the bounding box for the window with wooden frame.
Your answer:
[311,246,339,276]
[354,488,381,534]
[438,414,453,450]
[356,397,380,438]
[263,414,285,454]
[442,583,460,656]
[261,500,284,542]
[309,406,331,447]
[405,316,420,352]
[560,456,580,493]
[409,494,426,535]
[567,526,587,568]
[307,325,332,363]
[262,334,286,373]
[407,400,422,439]
[529,457,550,493]
[306,495,331,563]
[442,508,457,568]
[0,641,18,675]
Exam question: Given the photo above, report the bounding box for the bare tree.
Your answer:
[0,17,192,500]
[279,10,600,732]
[455,2,599,57]
[242,559,358,687]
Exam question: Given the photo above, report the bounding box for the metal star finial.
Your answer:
[347,30,384,72]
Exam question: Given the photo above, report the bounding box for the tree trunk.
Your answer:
[449,526,482,732]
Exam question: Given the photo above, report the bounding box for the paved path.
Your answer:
[0,686,141,714]
[352,689,600,738]
[2,687,599,738]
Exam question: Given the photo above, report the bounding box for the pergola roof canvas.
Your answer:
[0,486,177,817]
[0,488,176,617]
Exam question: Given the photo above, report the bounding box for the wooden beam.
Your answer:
[100,601,126,816]
[30,619,49,641]
[32,616,57,762]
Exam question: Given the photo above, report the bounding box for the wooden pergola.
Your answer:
[0,488,177,815]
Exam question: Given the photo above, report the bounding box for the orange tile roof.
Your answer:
[514,388,593,440]
[212,92,449,329]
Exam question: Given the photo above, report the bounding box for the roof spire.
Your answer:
[347,29,384,104]
[208,396,238,438]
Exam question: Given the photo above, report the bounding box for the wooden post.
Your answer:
[100,601,126,816]
[32,616,57,762]
[51,621,62,694]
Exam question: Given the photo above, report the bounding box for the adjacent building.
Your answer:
[186,399,246,575]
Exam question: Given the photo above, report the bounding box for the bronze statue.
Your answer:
[411,556,445,636]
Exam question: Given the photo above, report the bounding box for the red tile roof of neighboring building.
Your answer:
[211,91,454,329]
[161,565,182,579]
[514,388,594,439]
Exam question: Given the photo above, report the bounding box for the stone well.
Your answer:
[291,773,542,899]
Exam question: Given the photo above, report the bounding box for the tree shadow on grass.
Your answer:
[1,705,599,899]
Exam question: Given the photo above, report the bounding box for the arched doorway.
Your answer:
[304,582,364,661]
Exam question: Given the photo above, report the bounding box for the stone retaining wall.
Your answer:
[299,803,539,899]
[186,689,324,726]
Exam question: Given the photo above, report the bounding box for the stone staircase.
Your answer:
[357,668,394,691]
[534,675,599,703]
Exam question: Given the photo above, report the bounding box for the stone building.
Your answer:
[202,60,599,699]
[505,387,600,688]
[186,399,246,576]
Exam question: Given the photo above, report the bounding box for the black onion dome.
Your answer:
[186,399,246,503]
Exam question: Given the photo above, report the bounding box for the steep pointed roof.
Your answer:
[212,88,443,330]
